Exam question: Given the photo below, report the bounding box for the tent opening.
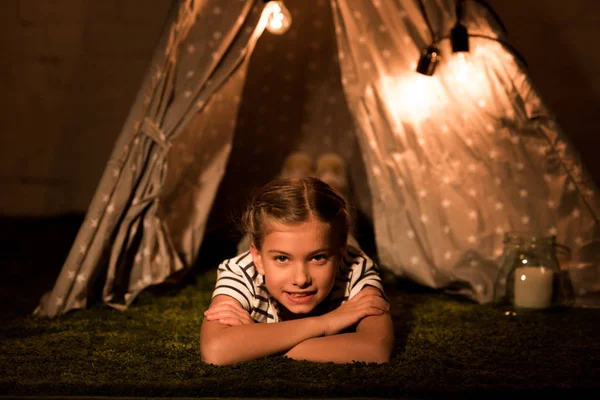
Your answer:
[35,0,600,318]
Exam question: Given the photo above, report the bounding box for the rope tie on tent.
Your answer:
[141,118,171,150]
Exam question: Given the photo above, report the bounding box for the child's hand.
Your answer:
[319,287,389,336]
[204,299,254,326]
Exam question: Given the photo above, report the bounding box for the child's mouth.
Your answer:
[285,291,316,303]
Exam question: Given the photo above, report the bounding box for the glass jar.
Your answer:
[493,232,572,309]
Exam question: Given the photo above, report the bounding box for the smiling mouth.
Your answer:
[284,291,317,303]
[285,291,316,297]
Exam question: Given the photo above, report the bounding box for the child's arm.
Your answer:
[200,290,389,365]
[284,309,394,364]
[278,250,395,363]
[200,295,325,365]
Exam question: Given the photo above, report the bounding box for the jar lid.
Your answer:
[504,231,556,246]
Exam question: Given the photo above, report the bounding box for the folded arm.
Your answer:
[200,287,391,365]
[200,295,326,365]
[284,288,394,364]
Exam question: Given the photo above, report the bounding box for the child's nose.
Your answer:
[291,264,311,287]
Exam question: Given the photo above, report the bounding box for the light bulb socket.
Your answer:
[416,46,441,76]
[451,23,469,53]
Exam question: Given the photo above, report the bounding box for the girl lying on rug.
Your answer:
[200,175,394,365]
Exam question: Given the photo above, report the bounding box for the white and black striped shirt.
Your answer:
[211,245,384,323]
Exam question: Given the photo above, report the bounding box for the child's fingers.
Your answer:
[205,303,249,318]
[212,306,251,321]
[347,297,389,320]
[205,312,243,325]
[349,288,383,303]
[373,298,390,311]
[217,317,247,326]
[216,314,253,326]
[354,301,388,320]
[205,310,241,321]
[348,294,389,313]
[205,301,245,312]
[366,296,390,311]
[204,309,253,325]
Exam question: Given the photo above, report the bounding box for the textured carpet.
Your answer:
[1,215,599,398]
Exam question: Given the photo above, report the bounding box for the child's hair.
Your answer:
[241,177,350,252]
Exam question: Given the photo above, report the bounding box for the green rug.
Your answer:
[1,216,599,398]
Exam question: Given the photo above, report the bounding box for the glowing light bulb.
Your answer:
[266,1,292,35]
[448,52,473,86]
[444,51,490,102]
[381,74,448,124]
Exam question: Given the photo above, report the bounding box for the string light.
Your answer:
[381,74,449,124]
[450,0,469,53]
[415,0,440,76]
[416,0,526,77]
[264,1,292,35]
[416,46,441,76]
[447,52,471,84]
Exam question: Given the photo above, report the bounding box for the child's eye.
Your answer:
[312,254,328,263]
[274,256,288,263]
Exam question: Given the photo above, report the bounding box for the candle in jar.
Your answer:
[513,266,554,309]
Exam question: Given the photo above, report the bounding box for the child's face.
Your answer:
[250,217,339,317]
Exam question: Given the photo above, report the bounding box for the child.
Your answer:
[200,177,394,365]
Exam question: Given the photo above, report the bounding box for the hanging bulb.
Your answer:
[451,0,469,53]
[445,50,490,101]
[449,52,472,85]
[266,1,292,35]
[381,74,448,124]
[448,0,471,83]
[450,22,470,53]
[416,46,441,76]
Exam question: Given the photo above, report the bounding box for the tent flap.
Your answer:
[332,0,600,303]
[36,0,600,317]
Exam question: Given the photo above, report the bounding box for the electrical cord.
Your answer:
[418,0,507,42]
[468,33,527,67]
[417,0,438,42]
[435,33,528,68]
[426,0,525,68]
[456,0,465,21]
[466,0,508,35]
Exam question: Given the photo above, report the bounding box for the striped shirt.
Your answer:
[211,245,384,323]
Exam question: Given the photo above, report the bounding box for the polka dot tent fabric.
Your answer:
[35,0,266,317]
[331,0,600,302]
[209,0,371,229]
[36,0,600,317]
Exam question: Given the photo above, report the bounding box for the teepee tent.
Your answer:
[36,0,600,318]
